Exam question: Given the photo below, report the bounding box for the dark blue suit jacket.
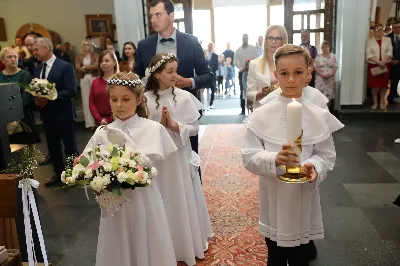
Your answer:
[209,53,219,73]
[135,30,213,93]
[34,57,77,122]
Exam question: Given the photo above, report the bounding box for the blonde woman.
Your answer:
[76,40,99,129]
[246,25,288,109]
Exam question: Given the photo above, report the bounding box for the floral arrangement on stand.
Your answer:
[0,145,49,266]
[0,145,44,178]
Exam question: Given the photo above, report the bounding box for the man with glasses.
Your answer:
[234,34,258,115]
[388,21,400,105]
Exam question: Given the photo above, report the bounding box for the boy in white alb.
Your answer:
[242,45,343,265]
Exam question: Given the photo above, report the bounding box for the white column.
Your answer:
[114,0,146,51]
[336,0,371,106]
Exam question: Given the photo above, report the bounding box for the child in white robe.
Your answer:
[88,72,177,266]
[242,45,344,266]
[144,53,213,266]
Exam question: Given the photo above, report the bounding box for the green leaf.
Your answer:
[110,147,118,158]
[80,156,90,167]
[112,186,123,196]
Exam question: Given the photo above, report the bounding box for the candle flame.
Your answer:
[292,98,296,102]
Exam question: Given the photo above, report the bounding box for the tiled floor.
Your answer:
[28,95,400,265]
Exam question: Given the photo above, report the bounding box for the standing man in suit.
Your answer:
[388,21,400,104]
[207,42,219,108]
[135,0,213,155]
[234,34,258,115]
[33,37,78,187]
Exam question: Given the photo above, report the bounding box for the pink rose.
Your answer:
[90,161,101,170]
[137,165,143,171]
[74,154,83,166]
[137,171,145,182]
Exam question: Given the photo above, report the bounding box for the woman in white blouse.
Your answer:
[246,25,288,109]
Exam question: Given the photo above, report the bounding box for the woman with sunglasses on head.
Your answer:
[119,42,137,72]
[246,25,288,110]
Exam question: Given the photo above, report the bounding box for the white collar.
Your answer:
[44,54,56,67]
[158,28,177,43]
[113,114,140,128]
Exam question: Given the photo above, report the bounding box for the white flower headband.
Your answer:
[107,78,142,87]
[145,53,177,78]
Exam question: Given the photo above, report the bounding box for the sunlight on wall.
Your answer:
[193,2,324,53]
[213,5,267,53]
[193,10,212,47]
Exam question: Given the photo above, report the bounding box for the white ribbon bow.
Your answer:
[18,178,49,266]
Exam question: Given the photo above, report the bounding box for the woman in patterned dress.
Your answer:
[314,41,337,110]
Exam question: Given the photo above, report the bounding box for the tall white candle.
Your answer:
[287,98,303,157]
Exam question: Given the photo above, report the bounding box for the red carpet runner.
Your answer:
[196,124,268,265]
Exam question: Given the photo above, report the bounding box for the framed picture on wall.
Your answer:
[0,18,7,42]
[85,14,113,37]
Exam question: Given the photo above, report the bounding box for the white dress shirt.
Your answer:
[156,28,177,55]
[155,28,195,88]
[39,54,57,79]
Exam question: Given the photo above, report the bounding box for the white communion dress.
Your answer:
[88,116,177,266]
[145,88,213,265]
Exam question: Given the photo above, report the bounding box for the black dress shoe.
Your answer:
[39,155,52,166]
[310,240,317,260]
[44,176,62,187]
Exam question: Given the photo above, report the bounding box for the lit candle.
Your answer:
[287,98,303,158]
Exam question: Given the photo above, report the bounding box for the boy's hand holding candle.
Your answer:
[301,163,317,182]
[275,144,299,166]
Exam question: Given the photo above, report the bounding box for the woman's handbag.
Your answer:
[370,65,388,76]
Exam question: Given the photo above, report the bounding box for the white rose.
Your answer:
[141,172,149,184]
[103,163,112,172]
[150,167,157,177]
[90,178,103,193]
[119,157,130,166]
[135,155,146,166]
[102,174,111,186]
[61,171,67,183]
[146,178,152,185]
[66,175,76,184]
[128,160,137,168]
[117,172,127,183]
[85,169,93,179]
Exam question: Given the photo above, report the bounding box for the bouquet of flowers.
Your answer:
[24,78,57,100]
[61,143,157,209]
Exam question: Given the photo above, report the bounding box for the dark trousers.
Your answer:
[239,71,245,114]
[265,238,312,266]
[43,120,78,177]
[388,65,400,102]
[210,71,217,106]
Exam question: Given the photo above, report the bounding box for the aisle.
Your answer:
[196,124,268,265]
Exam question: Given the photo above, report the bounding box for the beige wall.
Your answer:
[0,0,115,54]
[376,0,394,25]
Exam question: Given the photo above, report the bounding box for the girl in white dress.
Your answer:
[144,53,213,266]
[87,72,177,266]
[242,45,344,266]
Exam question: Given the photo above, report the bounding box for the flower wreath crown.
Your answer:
[145,53,177,78]
[107,77,142,87]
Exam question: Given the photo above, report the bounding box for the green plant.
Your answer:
[1,145,44,179]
